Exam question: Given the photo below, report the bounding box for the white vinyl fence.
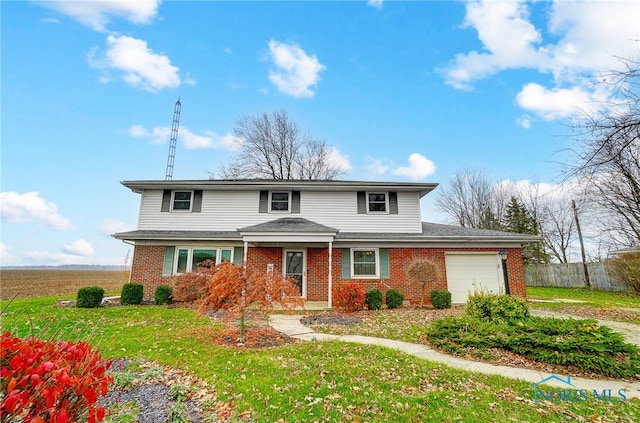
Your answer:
[524,262,628,291]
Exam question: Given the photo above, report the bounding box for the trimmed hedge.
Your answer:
[430,290,452,309]
[76,286,104,308]
[385,289,404,309]
[121,283,144,305]
[365,289,383,310]
[154,285,173,305]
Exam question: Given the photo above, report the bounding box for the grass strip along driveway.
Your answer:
[1,293,639,422]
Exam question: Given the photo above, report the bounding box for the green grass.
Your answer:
[526,287,640,308]
[2,297,639,422]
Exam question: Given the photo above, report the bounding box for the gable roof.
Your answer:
[239,217,338,234]
[121,179,438,198]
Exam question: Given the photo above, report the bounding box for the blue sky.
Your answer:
[1,0,638,266]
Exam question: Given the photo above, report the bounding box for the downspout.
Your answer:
[328,241,333,308]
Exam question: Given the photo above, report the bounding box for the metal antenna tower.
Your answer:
[165,98,181,180]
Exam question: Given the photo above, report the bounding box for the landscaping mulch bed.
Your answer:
[101,359,237,423]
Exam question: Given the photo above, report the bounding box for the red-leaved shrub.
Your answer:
[173,260,217,303]
[0,332,113,423]
[333,283,366,312]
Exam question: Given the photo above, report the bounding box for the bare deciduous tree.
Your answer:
[565,57,640,249]
[435,167,512,229]
[216,109,346,180]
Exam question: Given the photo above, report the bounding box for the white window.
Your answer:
[270,192,290,212]
[174,247,234,274]
[367,193,388,213]
[351,248,379,278]
[172,191,193,211]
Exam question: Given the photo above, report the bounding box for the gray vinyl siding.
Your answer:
[138,189,422,233]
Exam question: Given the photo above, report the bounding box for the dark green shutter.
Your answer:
[192,190,203,212]
[259,191,268,213]
[357,192,366,214]
[161,190,171,212]
[233,247,244,265]
[291,191,300,213]
[341,248,351,279]
[162,247,175,276]
[380,248,390,279]
[389,192,398,214]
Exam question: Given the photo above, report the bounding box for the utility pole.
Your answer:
[572,200,591,288]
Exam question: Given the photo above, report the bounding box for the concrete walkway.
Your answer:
[269,314,640,399]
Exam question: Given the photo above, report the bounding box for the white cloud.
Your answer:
[22,251,88,265]
[515,83,593,120]
[443,0,639,121]
[328,147,352,173]
[61,239,95,257]
[0,192,74,230]
[443,0,546,90]
[392,153,437,180]
[89,35,182,92]
[37,0,160,31]
[516,115,531,129]
[368,0,384,10]
[129,125,243,150]
[365,157,390,176]
[267,40,326,98]
[0,242,16,266]
[101,219,135,235]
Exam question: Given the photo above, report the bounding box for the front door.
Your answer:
[284,250,305,297]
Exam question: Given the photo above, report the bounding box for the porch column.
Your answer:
[243,241,248,268]
[328,241,333,308]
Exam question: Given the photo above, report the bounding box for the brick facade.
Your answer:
[129,245,173,300]
[130,245,527,303]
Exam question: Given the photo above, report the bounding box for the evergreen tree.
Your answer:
[503,197,549,264]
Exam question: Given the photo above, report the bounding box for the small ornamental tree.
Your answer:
[198,262,304,343]
[406,258,439,307]
[173,260,216,302]
[0,332,113,423]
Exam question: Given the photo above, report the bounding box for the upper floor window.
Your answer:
[270,192,290,212]
[368,193,387,212]
[172,191,192,211]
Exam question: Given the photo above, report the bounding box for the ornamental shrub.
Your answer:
[385,289,404,309]
[121,283,144,305]
[365,289,383,310]
[430,290,452,309]
[333,283,366,312]
[0,332,113,423]
[154,285,173,305]
[465,291,529,323]
[605,250,640,293]
[173,262,217,302]
[76,286,105,308]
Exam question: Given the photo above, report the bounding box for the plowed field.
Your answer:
[0,269,128,299]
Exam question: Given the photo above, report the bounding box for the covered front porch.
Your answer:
[239,217,339,307]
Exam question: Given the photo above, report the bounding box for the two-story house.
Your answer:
[113,179,539,306]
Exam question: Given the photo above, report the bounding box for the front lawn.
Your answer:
[526,287,640,323]
[2,296,640,421]
[526,286,640,309]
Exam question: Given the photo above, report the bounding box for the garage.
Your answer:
[445,253,504,303]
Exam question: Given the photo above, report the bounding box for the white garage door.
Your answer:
[445,254,503,304]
